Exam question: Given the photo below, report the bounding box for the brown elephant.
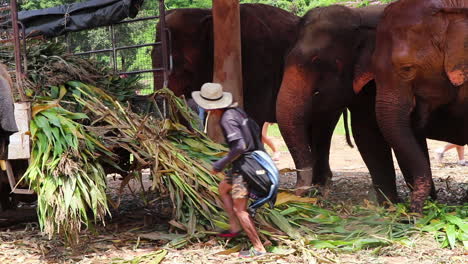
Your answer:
[152,4,351,196]
[277,5,404,203]
[372,0,467,213]
[152,4,299,126]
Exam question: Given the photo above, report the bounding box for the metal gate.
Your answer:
[0,0,28,101]
[63,0,170,95]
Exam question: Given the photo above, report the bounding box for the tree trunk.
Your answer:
[207,0,243,142]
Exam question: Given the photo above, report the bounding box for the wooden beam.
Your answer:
[212,0,243,106]
[208,0,243,141]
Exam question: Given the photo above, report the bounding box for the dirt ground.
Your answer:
[0,135,466,264]
[272,135,467,206]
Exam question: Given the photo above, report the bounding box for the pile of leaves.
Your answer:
[0,41,466,258]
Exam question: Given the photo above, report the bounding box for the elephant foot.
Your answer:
[316,181,332,200]
[311,169,332,186]
[409,175,434,213]
[295,167,314,197]
[295,187,311,197]
[410,203,424,214]
[409,191,430,214]
[429,183,437,200]
[375,188,400,205]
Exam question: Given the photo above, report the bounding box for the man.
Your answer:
[192,83,278,257]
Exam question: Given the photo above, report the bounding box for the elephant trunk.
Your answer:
[375,91,433,213]
[277,65,320,194]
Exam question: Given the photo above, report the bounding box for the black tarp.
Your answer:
[18,0,145,37]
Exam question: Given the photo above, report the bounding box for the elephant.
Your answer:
[151,3,300,127]
[277,5,403,203]
[372,0,467,213]
[0,63,20,211]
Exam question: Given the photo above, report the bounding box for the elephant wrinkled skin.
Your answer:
[373,0,467,213]
[152,4,299,126]
[0,63,19,211]
[277,5,403,203]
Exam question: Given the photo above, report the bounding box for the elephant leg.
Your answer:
[277,93,314,196]
[415,135,437,200]
[375,99,433,213]
[349,92,399,204]
[395,124,437,198]
[310,111,341,186]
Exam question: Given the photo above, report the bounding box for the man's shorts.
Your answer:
[226,170,249,199]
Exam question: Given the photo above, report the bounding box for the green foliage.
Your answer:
[18,0,81,11]
[165,0,212,9]
[25,95,110,244]
[356,0,370,7]
[416,202,468,249]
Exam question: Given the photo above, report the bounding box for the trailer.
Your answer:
[0,0,170,205]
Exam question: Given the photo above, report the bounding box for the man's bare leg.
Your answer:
[218,180,241,232]
[233,197,266,253]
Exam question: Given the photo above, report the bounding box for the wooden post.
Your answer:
[208,0,243,141]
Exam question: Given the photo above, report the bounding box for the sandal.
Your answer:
[217,230,242,238]
[238,248,266,257]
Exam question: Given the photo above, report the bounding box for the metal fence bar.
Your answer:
[74,48,115,55]
[159,0,169,88]
[67,0,170,90]
[74,42,162,56]
[116,42,161,51]
[119,68,165,75]
[114,15,160,25]
[10,0,26,102]
[110,25,117,72]
[18,21,27,75]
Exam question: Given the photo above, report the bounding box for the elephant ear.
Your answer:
[442,10,467,86]
[0,64,18,134]
[196,15,214,58]
[352,28,375,94]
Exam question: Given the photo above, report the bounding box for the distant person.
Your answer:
[187,98,206,131]
[262,122,280,161]
[435,144,466,166]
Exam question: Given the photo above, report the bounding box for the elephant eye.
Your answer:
[401,66,412,72]
[398,64,417,80]
[314,91,320,96]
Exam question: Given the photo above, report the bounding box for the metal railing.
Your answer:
[1,0,27,101]
[65,0,170,88]
[1,0,34,195]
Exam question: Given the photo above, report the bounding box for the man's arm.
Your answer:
[212,111,246,172]
[212,139,247,172]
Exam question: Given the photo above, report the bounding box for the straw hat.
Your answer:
[192,83,233,110]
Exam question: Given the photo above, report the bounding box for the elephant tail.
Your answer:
[343,109,354,148]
